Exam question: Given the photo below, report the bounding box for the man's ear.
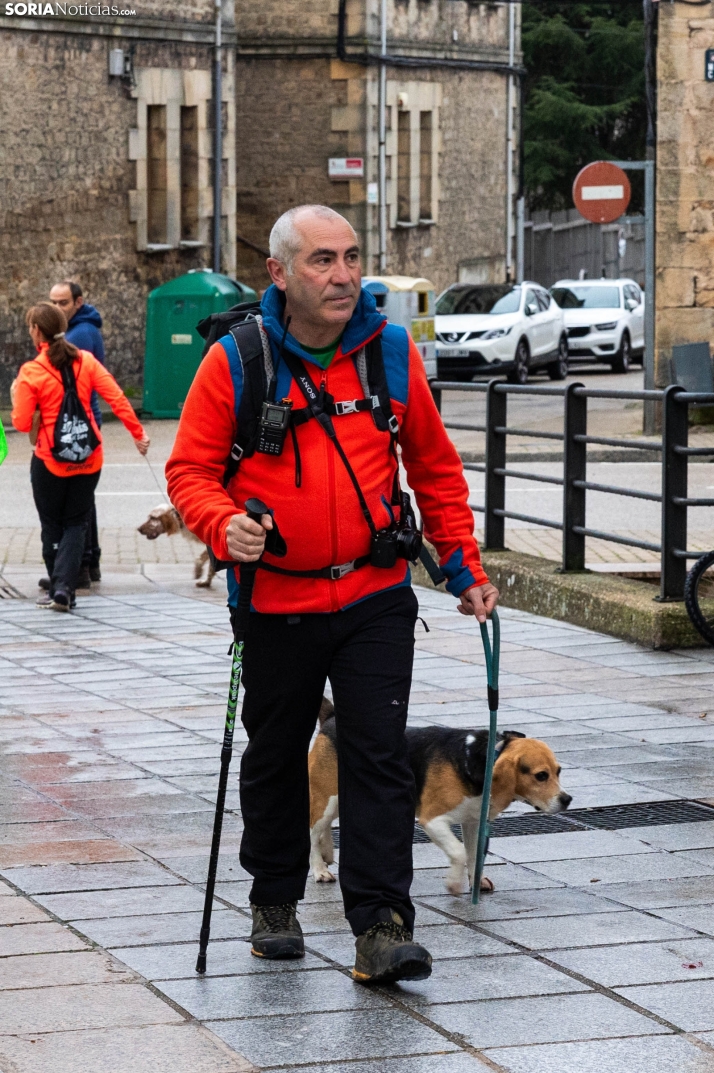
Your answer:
[266,258,288,292]
[75,295,84,309]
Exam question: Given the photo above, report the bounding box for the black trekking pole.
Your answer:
[196,497,269,975]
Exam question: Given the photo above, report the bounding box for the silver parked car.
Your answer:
[435,282,568,384]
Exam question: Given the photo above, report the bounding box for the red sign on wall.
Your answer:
[573,161,631,224]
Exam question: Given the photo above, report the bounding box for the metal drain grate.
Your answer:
[555,798,714,832]
[329,800,714,846]
[490,813,580,838]
[0,580,23,599]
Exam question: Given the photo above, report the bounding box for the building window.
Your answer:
[384,80,441,230]
[180,105,199,242]
[419,111,433,221]
[397,110,411,222]
[147,105,167,244]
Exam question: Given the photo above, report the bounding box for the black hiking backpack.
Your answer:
[50,358,100,464]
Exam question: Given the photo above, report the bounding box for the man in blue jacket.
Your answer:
[49,281,105,583]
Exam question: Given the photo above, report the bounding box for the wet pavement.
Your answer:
[3,584,714,1072]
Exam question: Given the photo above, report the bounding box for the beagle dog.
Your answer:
[309,705,571,895]
[137,505,215,588]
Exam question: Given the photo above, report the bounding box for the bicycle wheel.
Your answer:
[684,550,714,646]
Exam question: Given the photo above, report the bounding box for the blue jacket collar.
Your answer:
[260,283,386,366]
[68,303,102,329]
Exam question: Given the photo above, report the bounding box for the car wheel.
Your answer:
[507,339,530,384]
[547,335,569,380]
[611,331,631,374]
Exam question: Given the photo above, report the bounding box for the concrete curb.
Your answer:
[458,448,663,464]
[412,546,703,650]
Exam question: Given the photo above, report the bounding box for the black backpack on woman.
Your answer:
[50,358,100,463]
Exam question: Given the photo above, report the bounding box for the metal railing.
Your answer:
[430,380,714,601]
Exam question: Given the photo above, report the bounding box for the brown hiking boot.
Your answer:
[352,909,432,985]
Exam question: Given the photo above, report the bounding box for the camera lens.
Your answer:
[396,527,422,562]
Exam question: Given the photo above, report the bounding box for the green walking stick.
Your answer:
[472,608,500,905]
[196,498,270,974]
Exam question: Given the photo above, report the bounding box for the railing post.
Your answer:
[660,384,688,601]
[430,382,442,415]
[484,380,506,549]
[562,382,587,571]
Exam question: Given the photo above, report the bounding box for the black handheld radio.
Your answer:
[257,398,293,456]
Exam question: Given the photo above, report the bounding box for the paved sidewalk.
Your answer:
[3,584,714,1071]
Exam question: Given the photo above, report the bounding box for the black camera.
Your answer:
[370,492,423,569]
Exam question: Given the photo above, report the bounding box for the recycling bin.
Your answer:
[362,276,437,379]
[142,270,258,418]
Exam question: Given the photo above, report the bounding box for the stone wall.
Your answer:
[0,23,225,403]
[234,0,515,294]
[0,0,516,401]
[656,4,714,386]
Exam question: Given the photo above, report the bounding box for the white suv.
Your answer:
[435,282,568,384]
[551,278,645,373]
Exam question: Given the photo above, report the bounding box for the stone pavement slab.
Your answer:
[212,1007,460,1067]
[616,979,714,1032]
[4,587,714,1070]
[0,1024,253,1073]
[426,990,664,1048]
[482,1035,711,1073]
[550,937,714,987]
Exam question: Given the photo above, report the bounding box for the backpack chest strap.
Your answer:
[290,395,380,426]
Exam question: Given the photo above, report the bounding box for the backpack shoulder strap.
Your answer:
[221,318,270,484]
[364,333,398,435]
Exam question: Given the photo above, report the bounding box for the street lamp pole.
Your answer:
[378,0,387,273]
[213,0,222,274]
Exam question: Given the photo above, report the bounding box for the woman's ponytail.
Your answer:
[26,303,79,370]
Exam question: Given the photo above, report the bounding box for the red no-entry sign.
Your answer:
[573,161,631,224]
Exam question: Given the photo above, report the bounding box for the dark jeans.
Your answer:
[81,503,101,569]
[30,456,100,597]
[237,585,418,936]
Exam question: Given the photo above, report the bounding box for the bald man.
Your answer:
[167,205,498,985]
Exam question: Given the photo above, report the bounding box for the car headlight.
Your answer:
[594,321,618,331]
[482,327,512,340]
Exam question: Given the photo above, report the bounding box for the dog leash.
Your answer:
[472,608,500,905]
[143,452,171,505]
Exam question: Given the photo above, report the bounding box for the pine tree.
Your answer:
[523,1,645,211]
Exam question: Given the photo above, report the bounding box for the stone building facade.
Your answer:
[0,0,236,401]
[0,0,518,401]
[656,2,714,386]
[234,0,519,296]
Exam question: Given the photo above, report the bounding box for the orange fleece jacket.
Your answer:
[12,345,145,476]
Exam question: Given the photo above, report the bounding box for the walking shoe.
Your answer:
[38,577,51,591]
[250,901,304,959]
[352,910,432,985]
[75,566,91,589]
[36,593,54,608]
[89,565,101,582]
[50,590,72,612]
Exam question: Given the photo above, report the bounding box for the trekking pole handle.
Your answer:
[245,497,270,525]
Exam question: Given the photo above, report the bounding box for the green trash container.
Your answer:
[142,270,258,418]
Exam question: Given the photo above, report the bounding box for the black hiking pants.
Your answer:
[237,585,418,936]
[30,456,100,598]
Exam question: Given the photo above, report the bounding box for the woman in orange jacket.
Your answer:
[11,302,150,611]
